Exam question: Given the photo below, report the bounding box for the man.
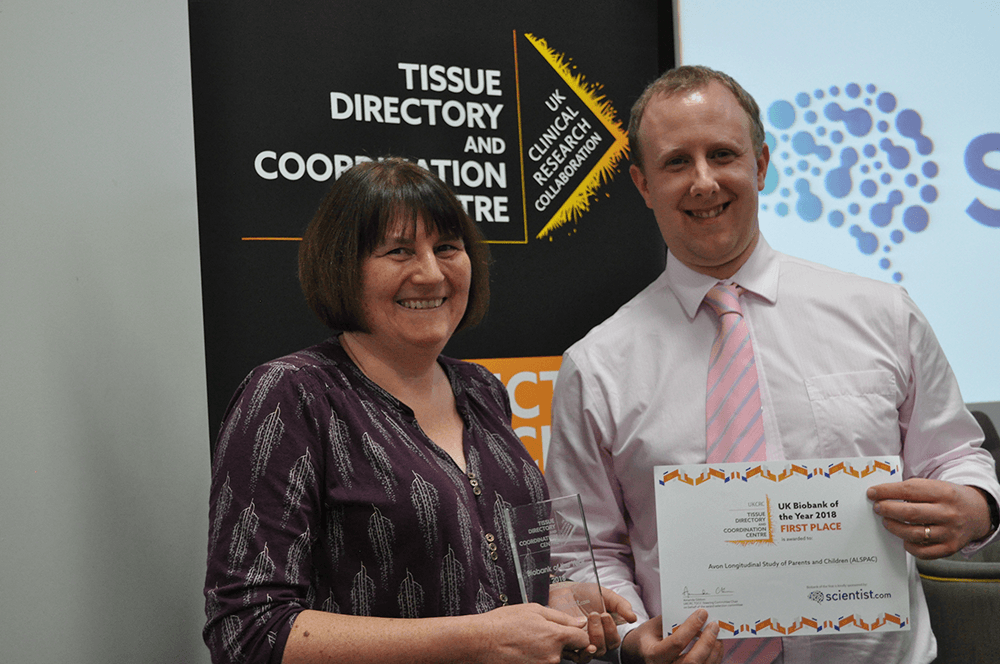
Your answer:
[545,65,1000,664]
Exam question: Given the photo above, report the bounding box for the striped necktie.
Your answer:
[704,282,782,663]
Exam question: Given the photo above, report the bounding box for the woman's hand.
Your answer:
[548,583,639,662]
[474,603,591,664]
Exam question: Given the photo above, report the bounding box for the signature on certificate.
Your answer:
[682,586,736,598]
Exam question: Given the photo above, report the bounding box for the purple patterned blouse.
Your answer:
[203,337,548,664]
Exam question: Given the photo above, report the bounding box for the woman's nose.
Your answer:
[410,250,445,282]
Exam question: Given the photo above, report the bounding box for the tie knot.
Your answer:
[704,282,744,317]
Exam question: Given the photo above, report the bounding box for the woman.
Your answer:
[203,158,634,664]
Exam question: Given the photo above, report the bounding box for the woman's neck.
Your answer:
[339,332,465,471]
[339,332,445,399]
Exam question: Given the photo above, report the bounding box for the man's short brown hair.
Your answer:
[628,65,766,170]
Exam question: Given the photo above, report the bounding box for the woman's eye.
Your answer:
[380,246,410,258]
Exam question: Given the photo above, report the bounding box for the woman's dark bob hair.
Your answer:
[299,157,490,334]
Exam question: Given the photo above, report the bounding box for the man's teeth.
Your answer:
[399,298,444,310]
[689,204,727,219]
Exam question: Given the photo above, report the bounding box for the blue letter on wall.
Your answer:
[966,133,1000,228]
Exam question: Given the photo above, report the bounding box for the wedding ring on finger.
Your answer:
[922,525,931,545]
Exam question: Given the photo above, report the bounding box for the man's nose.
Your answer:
[689,159,720,197]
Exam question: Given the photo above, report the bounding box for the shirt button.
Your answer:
[473,487,482,496]
[499,593,508,605]
[490,551,499,561]
[485,533,495,543]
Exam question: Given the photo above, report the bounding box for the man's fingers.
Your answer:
[679,621,720,664]
[672,609,710,642]
[868,478,942,504]
[601,586,638,624]
[872,480,992,558]
[649,610,710,661]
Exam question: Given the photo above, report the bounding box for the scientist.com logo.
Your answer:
[808,587,892,604]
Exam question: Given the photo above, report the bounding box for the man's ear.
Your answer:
[756,142,770,191]
[630,164,652,209]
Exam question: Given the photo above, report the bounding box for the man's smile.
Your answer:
[686,202,730,219]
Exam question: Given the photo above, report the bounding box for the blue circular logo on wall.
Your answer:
[762,83,938,282]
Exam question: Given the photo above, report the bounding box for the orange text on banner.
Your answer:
[468,356,562,473]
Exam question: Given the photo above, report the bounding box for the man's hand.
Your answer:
[620,610,723,664]
[867,478,993,559]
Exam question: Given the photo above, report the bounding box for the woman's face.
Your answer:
[357,215,472,356]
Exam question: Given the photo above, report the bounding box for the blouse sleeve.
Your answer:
[203,361,328,664]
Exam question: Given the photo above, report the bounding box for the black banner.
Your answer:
[190,1,668,439]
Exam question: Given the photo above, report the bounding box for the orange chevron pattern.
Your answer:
[659,459,900,486]
[676,611,909,638]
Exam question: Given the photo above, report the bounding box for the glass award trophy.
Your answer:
[503,493,605,615]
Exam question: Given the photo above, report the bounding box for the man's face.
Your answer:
[630,81,769,279]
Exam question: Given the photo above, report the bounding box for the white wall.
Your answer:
[1,2,211,662]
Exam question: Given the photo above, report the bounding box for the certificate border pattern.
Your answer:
[715,610,909,637]
[658,459,899,487]
[660,458,908,636]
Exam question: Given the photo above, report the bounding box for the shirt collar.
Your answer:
[666,234,780,319]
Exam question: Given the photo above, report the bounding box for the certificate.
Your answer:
[655,456,910,639]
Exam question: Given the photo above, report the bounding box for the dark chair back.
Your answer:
[917,409,1000,663]
[972,410,1000,474]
